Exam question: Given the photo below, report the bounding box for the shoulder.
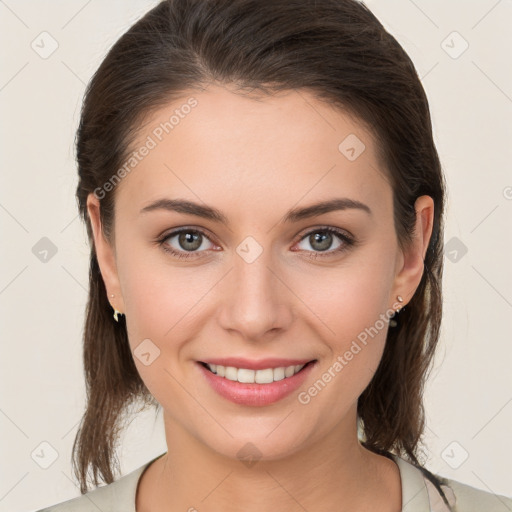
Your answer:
[391,454,512,512]
[33,460,151,512]
[435,474,512,512]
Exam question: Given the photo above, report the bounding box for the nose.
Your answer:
[217,244,294,342]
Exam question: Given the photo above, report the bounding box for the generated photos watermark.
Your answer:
[94,96,198,200]
[297,300,403,405]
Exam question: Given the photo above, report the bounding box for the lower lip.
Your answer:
[197,361,316,407]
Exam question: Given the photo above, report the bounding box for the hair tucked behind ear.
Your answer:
[73,0,448,506]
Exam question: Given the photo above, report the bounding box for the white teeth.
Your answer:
[205,363,306,383]
[237,368,255,383]
[255,368,273,384]
[273,367,285,381]
[225,366,238,380]
[284,366,295,378]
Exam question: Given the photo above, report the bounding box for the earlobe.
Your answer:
[86,193,124,312]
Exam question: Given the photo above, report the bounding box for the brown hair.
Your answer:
[73,0,449,506]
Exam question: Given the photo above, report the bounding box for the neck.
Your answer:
[136,408,402,512]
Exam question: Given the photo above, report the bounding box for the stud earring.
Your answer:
[109,293,124,322]
[390,295,404,328]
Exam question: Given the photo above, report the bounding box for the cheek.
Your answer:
[292,251,395,405]
[117,250,217,395]
[295,288,391,425]
[117,238,206,342]
[118,262,200,416]
[296,255,394,348]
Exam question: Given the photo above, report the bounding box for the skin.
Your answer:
[87,83,434,512]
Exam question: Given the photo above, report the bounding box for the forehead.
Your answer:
[115,84,391,222]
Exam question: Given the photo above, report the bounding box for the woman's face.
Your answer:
[89,84,431,461]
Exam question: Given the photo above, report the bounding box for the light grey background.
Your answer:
[1,1,511,511]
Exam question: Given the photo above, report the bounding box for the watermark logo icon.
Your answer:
[32,237,58,263]
[441,441,469,469]
[441,31,469,59]
[236,236,263,264]
[134,338,161,366]
[338,134,366,161]
[31,441,59,469]
[444,236,468,263]
[236,442,262,468]
[31,31,59,59]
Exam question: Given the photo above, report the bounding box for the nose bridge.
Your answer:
[219,234,293,339]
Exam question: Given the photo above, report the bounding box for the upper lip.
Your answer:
[199,357,315,370]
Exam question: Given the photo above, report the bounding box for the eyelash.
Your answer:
[156,226,356,261]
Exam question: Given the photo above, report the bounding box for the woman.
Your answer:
[36,0,512,510]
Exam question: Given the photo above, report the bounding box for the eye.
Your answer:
[157,228,216,260]
[293,227,355,259]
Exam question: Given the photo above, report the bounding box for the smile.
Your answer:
[197,359,317,406]
[202,362,307,384]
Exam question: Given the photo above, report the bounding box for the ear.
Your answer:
[86,193,124,313]
[391,195,434,307]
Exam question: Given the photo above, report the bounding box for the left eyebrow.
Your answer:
[283,198,372,223]
[139,197,372,226]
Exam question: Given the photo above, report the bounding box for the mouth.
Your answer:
[199,360,316,384]
[196,359,317,406]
